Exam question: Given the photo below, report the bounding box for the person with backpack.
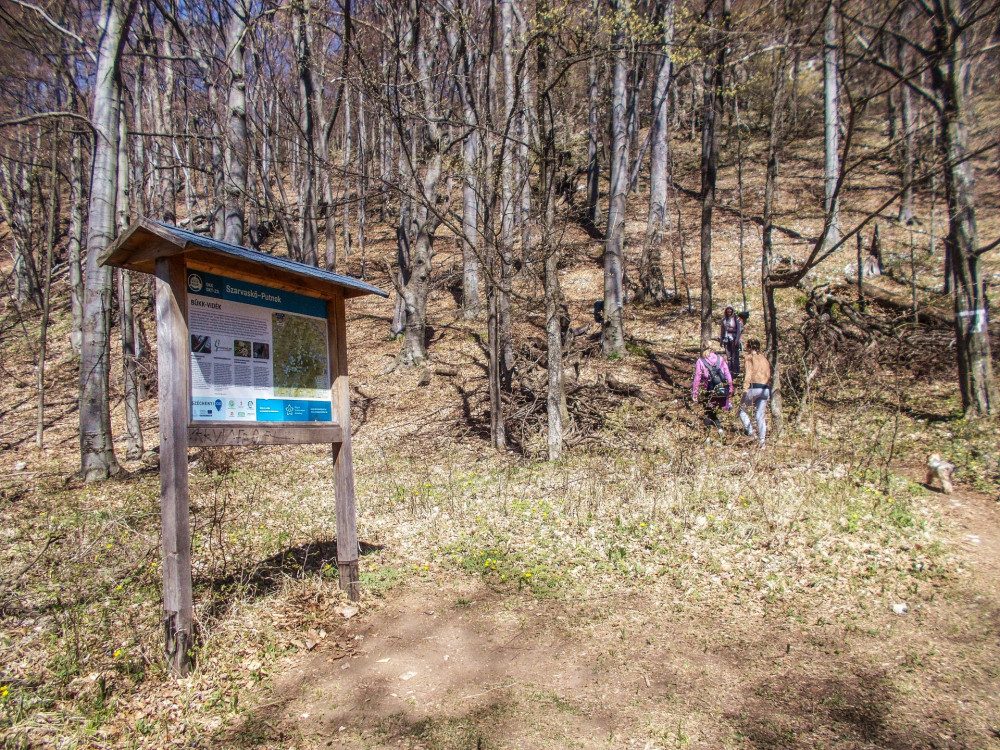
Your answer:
[738,338,772,447]
[692,347,733,432]
[719,305,744,376]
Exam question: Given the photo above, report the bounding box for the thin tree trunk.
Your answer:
[499,0,517,382]
[68,121,86,355]
[823,0,841,248]
[699,0,728,348]
[36,132,58,449]
[116,95,143,459]
[358,90,368,278]
[896,3,915,225]
[224,0,248,245]
[761,40,790,436]
[133,42,147,218]
[120,269,143,458]
[342,89,352,266]
[585,3,602,231]
[159,22,177,223]
[736,96,747,312]
[446,0,482,317]
[603,0,629,356]
[537,0,563,460]
[294,0,318,264]
[392,134,414,337]
[638,0,674,304]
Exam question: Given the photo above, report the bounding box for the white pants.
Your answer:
[738,387,770,446]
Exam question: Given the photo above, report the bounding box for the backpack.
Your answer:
[701,357,729,398]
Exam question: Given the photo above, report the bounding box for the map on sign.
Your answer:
[185,271,332,423]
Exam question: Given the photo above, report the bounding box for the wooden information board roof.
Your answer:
[101,217,388,300]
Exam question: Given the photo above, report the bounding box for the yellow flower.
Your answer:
[640,523,646,528]
[524,572,532,578]
[113,650,122,659]
[115,584,123,591]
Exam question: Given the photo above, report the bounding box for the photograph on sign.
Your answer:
[186,271,332,422]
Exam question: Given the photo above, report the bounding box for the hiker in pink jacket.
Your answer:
[692,347,733,431]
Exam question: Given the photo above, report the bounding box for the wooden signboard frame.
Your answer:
[102,219,387,675]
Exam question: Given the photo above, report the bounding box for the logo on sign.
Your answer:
[188,273,204,293]
[215,399,222,412]
[285,404,294,416]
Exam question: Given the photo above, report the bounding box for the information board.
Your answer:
[185,270,332,423]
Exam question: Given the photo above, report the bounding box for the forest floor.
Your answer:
[243,475,1000,750]
[1,120,999,749]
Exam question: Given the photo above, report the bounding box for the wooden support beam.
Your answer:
[155,257,194,676]
[328,293,360,600]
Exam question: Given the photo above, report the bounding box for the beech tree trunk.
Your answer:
[159,22,177,223]
[397,0,445,366]
[224,1,249,245]
[638,0,674,304]
[445,0,482,317]
[80,0,133,481]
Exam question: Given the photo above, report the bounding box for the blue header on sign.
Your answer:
[187,271,327,318]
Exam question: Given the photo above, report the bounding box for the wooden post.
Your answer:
[328,292,360,600]
[155,257,194,675]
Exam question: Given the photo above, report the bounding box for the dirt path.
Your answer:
[227,481,1000,750]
